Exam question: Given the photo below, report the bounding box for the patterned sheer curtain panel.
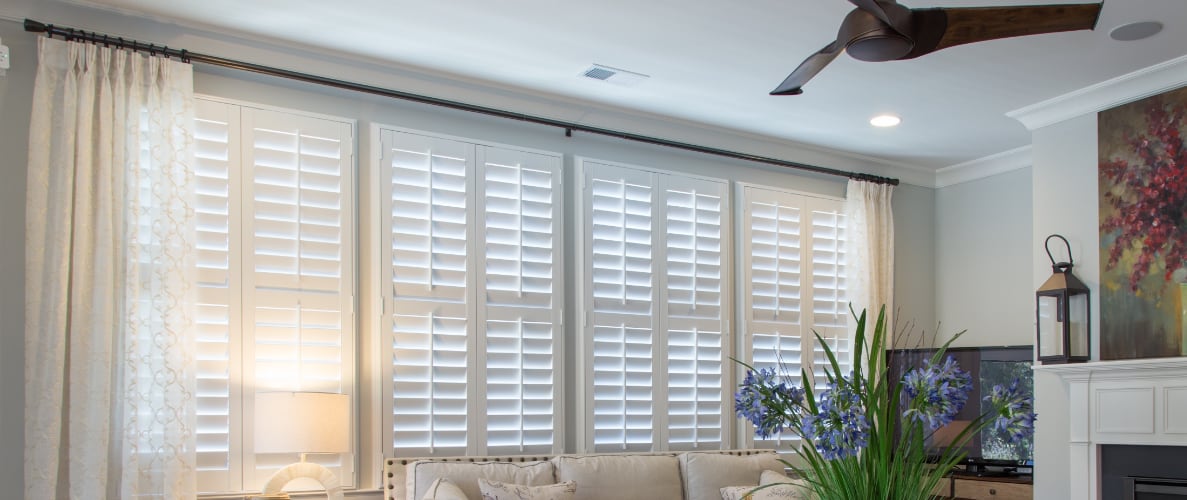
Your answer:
[25,37,198,499]
[843,179,895,346]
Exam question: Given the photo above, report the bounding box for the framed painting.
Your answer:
[1098,86,1187,360]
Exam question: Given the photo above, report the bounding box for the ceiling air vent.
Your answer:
[581,64,649,87]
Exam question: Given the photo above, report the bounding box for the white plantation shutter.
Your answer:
[385,132,474,457]
[381,129,562,458]
[808,205,849,388]
[663,176,727,450]
[477,146,563,455]
[240,107,355,488]
[578,158,728,453]
[194,99,242,492]
[739,184,847,449]
[193,99,356,494]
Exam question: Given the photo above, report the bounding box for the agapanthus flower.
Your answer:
[901,356,973,430]
[734,367,805,438]
[985,380,1037,440]
[802,377,869,460]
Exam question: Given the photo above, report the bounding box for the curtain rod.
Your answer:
[23,18,899,186]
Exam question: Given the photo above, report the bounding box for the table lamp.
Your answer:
[255,392,350,500]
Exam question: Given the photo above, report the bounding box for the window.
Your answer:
[194,98,356,493]
[379,128,563,457]
[577,158,730,453]
[738,184,848,450]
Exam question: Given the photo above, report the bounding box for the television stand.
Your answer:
[944,470,1033,499]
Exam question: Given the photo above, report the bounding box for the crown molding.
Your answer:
[1008,54,1187,131]
[934,146,1032,188]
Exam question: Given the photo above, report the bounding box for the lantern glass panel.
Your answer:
[1038,295,1063,358]
[1069,293,1089,357]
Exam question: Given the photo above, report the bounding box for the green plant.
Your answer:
[734,306,1035,499]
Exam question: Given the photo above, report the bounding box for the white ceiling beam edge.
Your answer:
[1007,53,1187,131]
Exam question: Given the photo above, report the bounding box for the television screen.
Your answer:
[886,346,1034,468]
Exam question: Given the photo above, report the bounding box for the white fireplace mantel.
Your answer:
[1035,358,1187,499]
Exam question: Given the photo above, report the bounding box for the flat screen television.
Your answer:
[885,345,1035,471]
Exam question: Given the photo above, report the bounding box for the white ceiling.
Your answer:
[57,0,1187,171]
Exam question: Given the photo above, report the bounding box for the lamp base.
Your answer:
[262,461,344,500]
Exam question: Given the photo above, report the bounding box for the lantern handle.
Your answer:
[1045,234,1074,271]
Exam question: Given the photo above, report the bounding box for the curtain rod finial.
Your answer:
[24,19,47,33]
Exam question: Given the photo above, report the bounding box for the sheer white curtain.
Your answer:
[844,179,895,342]
[25,37,197,499]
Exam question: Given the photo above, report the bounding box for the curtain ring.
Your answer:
[180,49,190,64]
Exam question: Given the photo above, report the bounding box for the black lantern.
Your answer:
[1036,234,1091,364]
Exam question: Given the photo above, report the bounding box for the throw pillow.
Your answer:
[423,478,468,500]
[478,478,577,500]
[720,471,810,500]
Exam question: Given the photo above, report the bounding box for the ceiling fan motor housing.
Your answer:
[840,6,916,61]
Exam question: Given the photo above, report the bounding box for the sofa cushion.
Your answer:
[679,451,785,500]
[408,460,555,500]
[478,478,577,500]
[552,454,682,500]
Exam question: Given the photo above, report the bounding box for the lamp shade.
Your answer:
[255,392,350,454]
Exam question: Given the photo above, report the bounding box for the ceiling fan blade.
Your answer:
[906,3,1102,58]
[771,41,844,95]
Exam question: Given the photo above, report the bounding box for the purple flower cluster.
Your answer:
[985,380,1037,440]
[901,356,973,430]
[802,377,870,460]
[734,367,805,439]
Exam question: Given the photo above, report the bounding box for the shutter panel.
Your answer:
[744,187,806,384]
[582,161,658,452]
[739,185,849,450]
[240,107,355,489]
[384,131,475,457]
[193,99,242,493]
[476,146,562,455]
[663,176,727,451]
[808,201,849,387]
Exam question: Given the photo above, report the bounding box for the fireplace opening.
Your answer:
[1103,445,1187,499]
[1125,477,1187,500]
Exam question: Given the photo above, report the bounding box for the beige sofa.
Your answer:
[383,449,787,500]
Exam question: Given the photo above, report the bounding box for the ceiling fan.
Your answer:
[772,0,1103,95]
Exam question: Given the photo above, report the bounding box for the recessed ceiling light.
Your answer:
[1110,21,1163,42]
[870,114,901,127]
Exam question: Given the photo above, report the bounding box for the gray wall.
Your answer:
[0,11,939,495]
[0,20,36,497]
[935,168,1034,348]
[1030,113,1100,500]
[893,183,937,336]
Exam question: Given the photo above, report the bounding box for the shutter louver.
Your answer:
[385,131,474,457]
[585,163,657,452]
[477,147,562,455]
[193,99,241,493]
[241,108,354,488]
[663,177,726,451]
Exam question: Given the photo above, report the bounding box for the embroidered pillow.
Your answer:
[422,478,468,500]
[720,471,810,500]
[478,478,577,500]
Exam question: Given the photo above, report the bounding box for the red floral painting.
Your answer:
[1099,87,1187,360]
